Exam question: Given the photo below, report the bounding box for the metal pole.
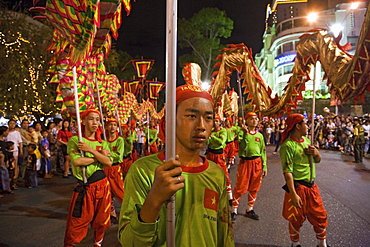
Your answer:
[165,0,177,245]
[73,67,87,183]
[237,72,244,118]
[95,78,106,140]
[309,63,317,182]
[115,109,123,136]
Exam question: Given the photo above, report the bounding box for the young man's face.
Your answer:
[297,120,308,136]
[106,122,118,134]
[246,116,259,128]
[176,97,214,152]
[213,119,221,129]
[21,121,29,130]
[8,121,16,130]
[35,123,42,131]
[83,112,100,133]
[42,131,48,138]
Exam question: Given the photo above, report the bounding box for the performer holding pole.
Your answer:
[280,114,329,247]
[118,85,234,246]
[64,68,113,247]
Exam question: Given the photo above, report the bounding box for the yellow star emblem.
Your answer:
[211,197,216,204]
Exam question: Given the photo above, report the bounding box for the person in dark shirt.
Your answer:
[25,144,37,188]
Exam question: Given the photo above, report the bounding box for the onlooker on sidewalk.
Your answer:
[25,144,38,188]
[6,120,23,189]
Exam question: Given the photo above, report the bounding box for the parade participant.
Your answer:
[104,118,125,223]
[280,113,328,247]
[64,109,113,247]
[24,144,37,188]
[144,120,158,155]
[120,124,133,177]
[129,120,138,162]
[352,117,365,164]
[6,120,22,189]
[231,112,267,222]
[118,85,234,246]
[57,120,73,178]
[207,116,233,200]
[224,117,237,169]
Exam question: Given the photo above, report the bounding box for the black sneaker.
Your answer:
[244,210,259,220]
[291,245,301,247]
[231,213,237,223]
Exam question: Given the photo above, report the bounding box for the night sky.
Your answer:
[9,0,272,81]
[116,0,272,80]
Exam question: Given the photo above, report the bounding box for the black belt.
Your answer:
[241,156,260,160]
[72,170,106,218]
[226,141,233,144]
[208,148,224,154]
[123,154,131,159]
[282,180,315,193]
[112,162,119,166]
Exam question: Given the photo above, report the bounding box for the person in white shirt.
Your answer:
[136,126,145,157]
[6,120,23,189]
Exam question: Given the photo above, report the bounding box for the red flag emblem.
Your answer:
[204,188,219,211]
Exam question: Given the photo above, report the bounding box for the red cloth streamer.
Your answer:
[281,113,305,144]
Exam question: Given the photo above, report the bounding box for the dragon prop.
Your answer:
[210,5,370,117]
[210,44,277,114]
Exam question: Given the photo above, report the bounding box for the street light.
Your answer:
[350,2,360,10]
[330,23,344,38]
[307,12,318,23]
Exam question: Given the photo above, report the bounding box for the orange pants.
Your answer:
[104,164,124,203]
[233,139,239,156]
[207,152,232,199]
[232,157,262,211]
[64,178,111,247]
[144,142,158,156]
[224,141,235,164]
[120,156,133,178]
[131,148,138,162]
[282,183,328,242]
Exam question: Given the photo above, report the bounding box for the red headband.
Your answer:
[106,118,119,125]
[176,84,214,105]
[245,112,257,120]
[281,113,305,143]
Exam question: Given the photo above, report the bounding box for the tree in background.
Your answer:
[178,7,233,81]
[0,6,59,120]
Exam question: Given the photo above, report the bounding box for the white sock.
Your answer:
[247,206,253,212]
[317,239,327,247]
[291,241,301,247]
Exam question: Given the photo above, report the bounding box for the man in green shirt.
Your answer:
[64,109,113,247]
[118,85,234,246]
[231,112,267,222]
[280,113,328,247]
[104,118,125,223]
[352,117,365,164]
[144,120,158,156]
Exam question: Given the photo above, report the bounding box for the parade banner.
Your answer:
[128,79,141,96]
[148,81,165,101]
[132,59,154,80]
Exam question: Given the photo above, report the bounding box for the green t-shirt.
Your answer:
[225,126,237,143]
[118,152,235,247]
[106,136,125,163]
[144,128,158,145]
[207,128,227,150]
[238,130,267,170]
[67,136,113,181]
[280,136,316,182]
[123,135,133,156]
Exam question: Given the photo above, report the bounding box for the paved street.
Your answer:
[0,146,369,247]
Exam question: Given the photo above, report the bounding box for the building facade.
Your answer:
[255,0,367,98]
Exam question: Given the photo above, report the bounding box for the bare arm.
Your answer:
[283,172,302,208]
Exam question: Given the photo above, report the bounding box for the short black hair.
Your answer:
[0,126,8,135]
[28,143,36,151]
[5,141,14,150]
[21,119,29,124]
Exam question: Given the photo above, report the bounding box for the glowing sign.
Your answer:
[275,53,296,67]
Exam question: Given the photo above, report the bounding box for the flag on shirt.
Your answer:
[204,188,219,212]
